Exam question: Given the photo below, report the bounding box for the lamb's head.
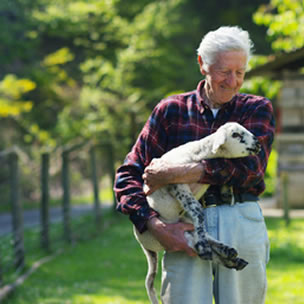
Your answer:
[211,122,261,157]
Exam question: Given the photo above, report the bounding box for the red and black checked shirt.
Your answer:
[114,80,275,232]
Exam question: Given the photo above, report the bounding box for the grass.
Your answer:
[3,215,304,304]
[3,211,158,304]
[264,218,304,304]
[0,211,105,286]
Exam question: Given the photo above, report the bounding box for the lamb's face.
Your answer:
[216,123,261,157]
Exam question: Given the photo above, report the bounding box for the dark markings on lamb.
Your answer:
[168,184,248,269]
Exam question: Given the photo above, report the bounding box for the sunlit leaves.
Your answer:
[32,0,128,52]
[253,0,304,51]
[0,100,32,117]
[43,48,74,66]
[0,74,35,117]
[72,0,190,158]
[24,123,57,149]
[0,74,36,99]
[242,76,282,100]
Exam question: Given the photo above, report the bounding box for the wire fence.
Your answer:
[0,143,116,290]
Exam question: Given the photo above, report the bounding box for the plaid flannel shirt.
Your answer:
[114,80,275,233]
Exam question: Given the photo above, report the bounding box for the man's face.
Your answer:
[200,51,247,107]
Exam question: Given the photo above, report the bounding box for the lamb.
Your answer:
[133,122,261,304]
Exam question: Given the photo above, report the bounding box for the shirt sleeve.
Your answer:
[114,103,168,233]
[200,98,275,194]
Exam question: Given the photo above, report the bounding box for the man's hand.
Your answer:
[142,158,205,195]
[147,217,197,257]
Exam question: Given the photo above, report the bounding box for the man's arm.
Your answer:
[114,103,169,233]
[114,101,199,256]
[143,159,204,195]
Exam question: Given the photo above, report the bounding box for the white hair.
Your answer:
[197,26,254,71]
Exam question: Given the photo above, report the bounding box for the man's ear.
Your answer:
[211,130,227,154]
[198,55,206,75]
[198,55,203,66]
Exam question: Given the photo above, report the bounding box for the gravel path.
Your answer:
[0,204,94,236]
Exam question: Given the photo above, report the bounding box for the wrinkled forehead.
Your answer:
[212,50,247,70]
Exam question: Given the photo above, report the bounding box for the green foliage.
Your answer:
[56,0,199,159]
[0,0,40,73]
[263,149,278,197]
[0,0,273,162]
[253,0,304,51]
[0,74,35,117]
[31,0,128,62]
[250,0,304,197]
[43,48,74,67]
[242,74,282,100]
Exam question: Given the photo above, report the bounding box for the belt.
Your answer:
[199,192,259,208]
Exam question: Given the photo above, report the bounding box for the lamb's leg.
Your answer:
[211,245,248,270]
[142,247,159,304]
[167,184,212,259]
[168,184,248,270]
[206,236,248,270]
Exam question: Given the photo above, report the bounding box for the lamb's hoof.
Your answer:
[210,243,238,259]
[222,257,249,271]
[195,242,212,260]
[234,258,248,271]
[225,247,238,259]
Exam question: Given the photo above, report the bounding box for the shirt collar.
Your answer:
[195,80,208,114]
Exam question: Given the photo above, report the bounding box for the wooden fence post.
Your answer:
[89,147,101,225]
[0,250,3,286]
[62,151,72,243]
[40,153,50,250]
[107,144,116,210]
[9,152,25,271]
[281,171,290,226]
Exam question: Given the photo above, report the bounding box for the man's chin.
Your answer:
[220,94,236,104]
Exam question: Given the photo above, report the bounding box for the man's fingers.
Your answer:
[144,185,152,195]
[180,222,195,232]
[178,222,197,257]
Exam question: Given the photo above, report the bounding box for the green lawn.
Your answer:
[265,218,304,304]
[3,214,304,304]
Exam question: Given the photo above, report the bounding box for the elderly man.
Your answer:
[114,26,275,304]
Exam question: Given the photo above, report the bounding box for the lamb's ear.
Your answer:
[211,130,227,154]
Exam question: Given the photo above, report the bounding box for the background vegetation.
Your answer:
[2,0,273,156]
[2,0,297,202]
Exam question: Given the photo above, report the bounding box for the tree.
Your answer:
[253,0,304,51]
[57,0,194,159]
[0,0,272,157]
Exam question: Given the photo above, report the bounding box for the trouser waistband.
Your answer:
[199,192,259,208]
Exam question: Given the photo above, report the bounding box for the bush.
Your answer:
[263,149,278,197]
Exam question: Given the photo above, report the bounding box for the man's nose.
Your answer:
[225,72,237,87]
